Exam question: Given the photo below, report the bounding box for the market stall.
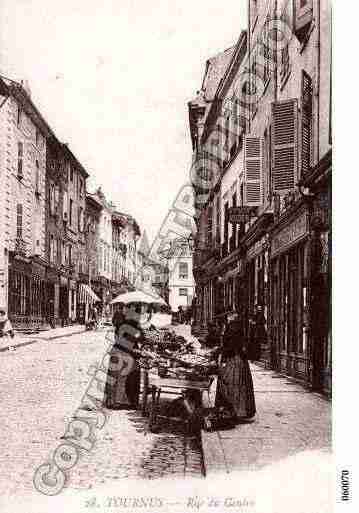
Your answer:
[139,326,218,432]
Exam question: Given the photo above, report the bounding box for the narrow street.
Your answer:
[0,330,204,501]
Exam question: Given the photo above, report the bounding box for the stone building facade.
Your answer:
[189,0,331,394]
[0,78,51,329]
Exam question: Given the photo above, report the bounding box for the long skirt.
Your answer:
[103,345,140,410]
[216,354,256,419]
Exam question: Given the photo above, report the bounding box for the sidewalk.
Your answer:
[201,363,331,476]
[0,324,87,352]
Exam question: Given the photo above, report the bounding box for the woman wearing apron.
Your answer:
[104,302,151,410]
[216,312,256,422]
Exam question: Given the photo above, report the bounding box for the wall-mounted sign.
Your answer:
[271,212,308,257]
[228,206,252,225]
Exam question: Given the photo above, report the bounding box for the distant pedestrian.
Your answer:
[215,312,256,422]
[178,306,183,324]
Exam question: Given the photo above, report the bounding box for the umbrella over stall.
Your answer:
[110,289,167,306]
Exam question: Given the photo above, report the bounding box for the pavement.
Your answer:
[0,324,87,352]
[201,366,332,476]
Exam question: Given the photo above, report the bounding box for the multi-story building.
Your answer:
[76,192,103,322]
[0,78,51,330]
[167,240,194,313]
[189,0,331,394]
[45,137,89,326]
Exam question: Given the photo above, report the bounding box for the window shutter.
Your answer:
[244,136,263,206]
[271,99,298,193]
[293,0,313,35]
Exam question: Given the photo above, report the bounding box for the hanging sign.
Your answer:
[228,206,252,224]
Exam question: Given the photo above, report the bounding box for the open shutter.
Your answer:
[271,99,298,193]
[293,0,313,36]
[244,136,262,206]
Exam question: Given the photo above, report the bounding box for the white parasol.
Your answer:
[110,289,167,306]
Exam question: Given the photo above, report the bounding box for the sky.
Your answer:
[0,0,247,243]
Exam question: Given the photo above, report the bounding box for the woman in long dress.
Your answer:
[104,302,151,410]
[216,313,256,421]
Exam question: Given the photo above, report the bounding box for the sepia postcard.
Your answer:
[0,1,351,512]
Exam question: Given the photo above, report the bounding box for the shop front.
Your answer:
[8,254,48,330]
[269,205,310,382]
[59,274,69,326]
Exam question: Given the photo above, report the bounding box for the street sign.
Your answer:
[228,206,252,224]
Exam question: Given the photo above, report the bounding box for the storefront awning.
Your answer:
[78,283,101,304]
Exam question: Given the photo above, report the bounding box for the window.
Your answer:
[264,128,272,201]
[35,160,40,194]
[17,141,23,179]
[50,184,55,214]
[281,45,290,85]
[17,106,22,127]
[70,165,74,182]
[69,199,73,226]
[179,288,188,296]
[62,241,66,264]
[216,195,221,246]
[16,204,23,239]
[35,129,41,147]
[78,177,83,198]
[207,206,213,246]
[179,262,188,279]
[301,71,313,176]
[68,245,72,265]
[78,207,84,232]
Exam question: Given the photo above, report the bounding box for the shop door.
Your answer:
[311,232,331,390]
[59,286,69,322]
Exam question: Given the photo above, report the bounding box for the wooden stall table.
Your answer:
[145,374,212,433]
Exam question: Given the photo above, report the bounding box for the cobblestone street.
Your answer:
[0,330,204,503]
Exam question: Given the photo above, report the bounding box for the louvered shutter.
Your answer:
[293,0,313,35]
[271,99,298,193]
[244,136,263,206]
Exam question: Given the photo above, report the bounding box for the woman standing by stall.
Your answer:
[216,312,256,422]
[104,302,152,410]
